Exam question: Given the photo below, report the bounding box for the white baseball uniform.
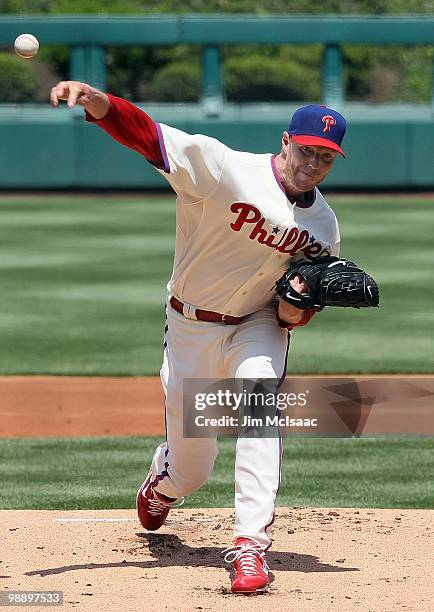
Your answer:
[87,96,340,548]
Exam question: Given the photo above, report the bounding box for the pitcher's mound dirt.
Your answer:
[1,507,432,611]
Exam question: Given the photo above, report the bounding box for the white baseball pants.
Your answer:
[147,301,289,549]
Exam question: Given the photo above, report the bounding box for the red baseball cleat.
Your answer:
[223,537,270,594]
[136,473,182,531]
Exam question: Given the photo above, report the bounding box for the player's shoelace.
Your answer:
[147,491,184,516]
[222,539,269,576]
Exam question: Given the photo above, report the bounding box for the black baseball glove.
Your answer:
[275,256,379,310]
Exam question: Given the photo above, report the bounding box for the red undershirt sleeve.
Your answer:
[85,94,169,172]
[276,306,318,330]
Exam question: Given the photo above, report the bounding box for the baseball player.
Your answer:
[51,81,346,595]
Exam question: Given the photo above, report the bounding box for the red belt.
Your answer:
[170,297,244,325]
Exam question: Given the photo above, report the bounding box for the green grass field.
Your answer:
[0,194,433,512]
[0,436,432,510]
[0,194,433,374]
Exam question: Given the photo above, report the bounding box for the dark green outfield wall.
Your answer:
[1,15,433,189]
[1,103,433,189]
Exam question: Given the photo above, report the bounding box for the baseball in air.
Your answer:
[14,34,39,59]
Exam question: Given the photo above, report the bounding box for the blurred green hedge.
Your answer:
[224,46,321,102]
[1,1,433,104]
[0,54,38,102]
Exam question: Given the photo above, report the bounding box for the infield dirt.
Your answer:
[1,507,432,611]
[0,376,165,437]
[1,375,433,438]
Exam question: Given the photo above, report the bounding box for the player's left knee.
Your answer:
[234,357,281,380]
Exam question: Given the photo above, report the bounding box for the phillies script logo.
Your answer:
[322,115,336,133]
[230,203,323,259]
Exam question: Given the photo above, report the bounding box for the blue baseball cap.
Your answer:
[288,104,347,157]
